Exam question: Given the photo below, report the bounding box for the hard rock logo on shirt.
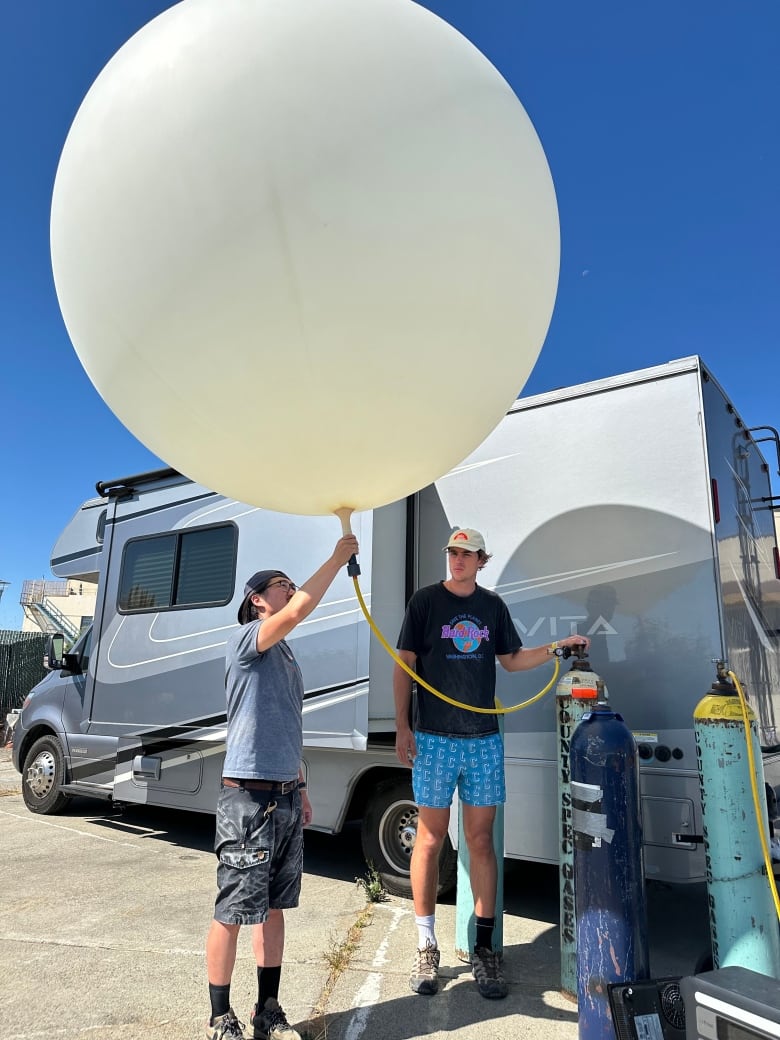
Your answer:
[441,614,489,658]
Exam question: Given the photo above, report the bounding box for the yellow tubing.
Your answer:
[352,575,559,715]
[728,669,780,923]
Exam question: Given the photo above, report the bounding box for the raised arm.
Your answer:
[256,534,359,652]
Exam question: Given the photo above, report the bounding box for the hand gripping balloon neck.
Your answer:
[335,508,361,577]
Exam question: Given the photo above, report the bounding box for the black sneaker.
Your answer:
[409,939,441,994]
[471,946,508,999]
[250,998,301,1040]
[206,1007,246,1039]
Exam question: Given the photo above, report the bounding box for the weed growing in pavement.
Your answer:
[355,861,388,903]
[304,902,375,1038]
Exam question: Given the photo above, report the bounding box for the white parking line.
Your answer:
[0,807,142,849]
[344,906,408,1040]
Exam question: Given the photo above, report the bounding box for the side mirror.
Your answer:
[44,633,82,674]
[45,633,66,671]
[62,650,82,674]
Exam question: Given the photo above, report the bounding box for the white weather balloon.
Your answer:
[51,0,559,515]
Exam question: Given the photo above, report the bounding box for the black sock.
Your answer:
[209,983,231,1021]
[475,916,495,952]
[257,965,282,1010]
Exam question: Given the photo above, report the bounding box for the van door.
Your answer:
[49,492,120,795]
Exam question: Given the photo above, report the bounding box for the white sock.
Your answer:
[415,914,437,949]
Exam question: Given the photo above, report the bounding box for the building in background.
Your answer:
[20,579,97,643]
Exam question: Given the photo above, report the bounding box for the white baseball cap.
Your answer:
[443,528,487,553]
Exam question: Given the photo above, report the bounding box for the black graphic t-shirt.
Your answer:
[396,582,522,738]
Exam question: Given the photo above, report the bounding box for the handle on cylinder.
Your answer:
[335,507,361,577]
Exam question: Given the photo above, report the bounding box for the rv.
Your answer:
[14,356,780,894]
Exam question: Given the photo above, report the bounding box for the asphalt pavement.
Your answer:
[0,745,711,1040]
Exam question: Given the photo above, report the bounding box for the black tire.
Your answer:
[22,734,71,815]
[361,776,458,899]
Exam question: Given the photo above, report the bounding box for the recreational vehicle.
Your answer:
[14,356,780,894]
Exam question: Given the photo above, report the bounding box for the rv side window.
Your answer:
[118,523,237,612]
[176,526,235,605]
[95,509,107,545]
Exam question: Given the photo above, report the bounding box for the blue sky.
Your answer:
[1,1,778,629]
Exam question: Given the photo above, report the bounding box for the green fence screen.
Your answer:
[0,631,48,718]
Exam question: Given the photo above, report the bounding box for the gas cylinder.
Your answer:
[571,702,649,1040]
[557,650,608,998]
[694,667,780,977]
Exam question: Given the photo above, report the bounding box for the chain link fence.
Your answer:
[0,630,48,721]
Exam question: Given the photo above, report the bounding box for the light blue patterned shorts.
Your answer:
[412,731,506,808]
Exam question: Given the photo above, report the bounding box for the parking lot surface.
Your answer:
[1,747,710,1039]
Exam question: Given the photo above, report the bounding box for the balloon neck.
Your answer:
[334,507,354,536]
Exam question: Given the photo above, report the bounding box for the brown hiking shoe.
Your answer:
[206,1008,246,1039]
[471,946,507,999]
[410,939,441,994]
[250,998,300,1040]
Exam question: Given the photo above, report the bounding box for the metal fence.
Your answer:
[0,631,48,719]
[20,580,71,605]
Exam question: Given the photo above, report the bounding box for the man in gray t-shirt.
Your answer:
[205,534,358,1040]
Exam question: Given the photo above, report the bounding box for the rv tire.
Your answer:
[22,734,71,815]
[361,777,457,899]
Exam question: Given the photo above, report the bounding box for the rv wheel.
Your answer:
[22,735,71,815]
[361,777,457,899]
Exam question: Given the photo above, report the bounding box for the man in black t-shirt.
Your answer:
[394,527,589,1000]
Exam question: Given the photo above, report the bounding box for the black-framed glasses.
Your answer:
[265,579,297,593]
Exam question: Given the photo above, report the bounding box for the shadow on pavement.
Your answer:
[45,794,714,981]
[317,928,579,1040]
[57,797,371,881]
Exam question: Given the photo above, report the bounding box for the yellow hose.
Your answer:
[728,669,780,922]
[351,575,559,715]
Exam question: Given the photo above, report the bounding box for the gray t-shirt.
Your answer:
[223,619,303,780]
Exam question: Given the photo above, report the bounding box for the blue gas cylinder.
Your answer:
[557,655,608,998]
[571,702,649,1040]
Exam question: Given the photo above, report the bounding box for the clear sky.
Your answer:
[1,1,778,630]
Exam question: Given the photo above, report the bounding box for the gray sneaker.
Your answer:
[471,946,507,999]
[250,998,301,1040]
[206,1008,245,1039]
[410,939,441,994]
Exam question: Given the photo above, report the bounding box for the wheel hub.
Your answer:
[378,800,419,873]
[399,822,416,852]
[26,750,56,798]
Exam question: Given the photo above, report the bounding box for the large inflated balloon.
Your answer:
[51,0,559,515]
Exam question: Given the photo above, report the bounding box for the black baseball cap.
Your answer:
[237,569,290,624]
